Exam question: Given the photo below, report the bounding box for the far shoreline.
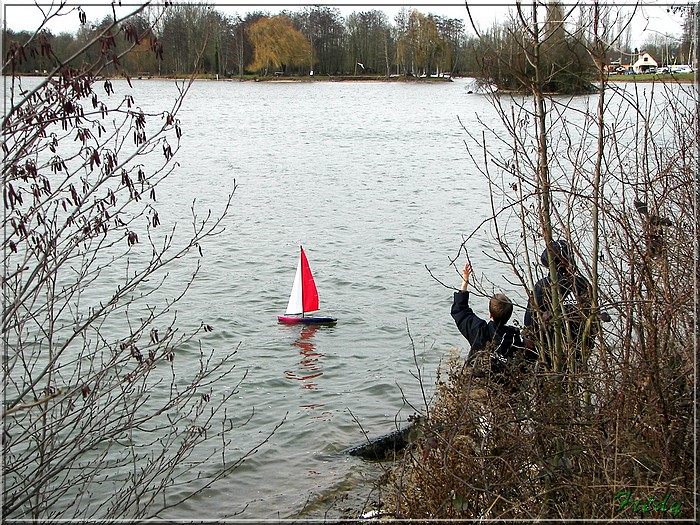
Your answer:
[11,72,455,83]
[11,72,695,86]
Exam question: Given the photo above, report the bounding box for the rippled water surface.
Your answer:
[142,78,507,519]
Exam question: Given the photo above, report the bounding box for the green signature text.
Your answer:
[615,490,682,517]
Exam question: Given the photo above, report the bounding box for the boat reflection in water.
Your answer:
[284,325,324,395]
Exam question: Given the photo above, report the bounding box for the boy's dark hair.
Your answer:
[489,293,513,324]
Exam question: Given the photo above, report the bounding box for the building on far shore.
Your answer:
[605,50,659,75]
[632,51,658,73]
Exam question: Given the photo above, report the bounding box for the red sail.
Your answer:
[299,247,319,313]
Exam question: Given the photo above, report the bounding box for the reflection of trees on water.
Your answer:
[284,325,324,391]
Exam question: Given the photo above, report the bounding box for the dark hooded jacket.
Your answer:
[524,241,594,358]
[451,290,536,377]
[523,273,592,333]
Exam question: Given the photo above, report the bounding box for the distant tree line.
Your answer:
[3,5,474,78]
[3,3,692,87]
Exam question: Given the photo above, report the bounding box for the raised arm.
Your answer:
[460,263,472,292]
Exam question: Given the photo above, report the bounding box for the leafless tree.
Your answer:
[381,3,695,519]
[2,2,274,519]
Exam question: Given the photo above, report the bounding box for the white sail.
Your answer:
[284,255,304,315]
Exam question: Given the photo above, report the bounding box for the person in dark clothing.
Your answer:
[524,240,594,369]
[451,263,536,379]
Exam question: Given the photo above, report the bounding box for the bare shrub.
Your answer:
[2,4,271,519]
[381,4,695,520]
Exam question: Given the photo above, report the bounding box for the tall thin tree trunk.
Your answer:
[528,1,564,372]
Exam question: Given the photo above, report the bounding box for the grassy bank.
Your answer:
[608,72,695,82]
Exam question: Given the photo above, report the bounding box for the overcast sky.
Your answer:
[2,1,686,47]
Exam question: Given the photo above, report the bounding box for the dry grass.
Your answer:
[379,341,694,519]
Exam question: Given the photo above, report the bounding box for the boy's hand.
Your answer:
[460,263,472,291]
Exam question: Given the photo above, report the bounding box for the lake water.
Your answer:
[10,76,689,520]
[140,77,506,519]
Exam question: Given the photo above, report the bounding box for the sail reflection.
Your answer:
[284,325,325,393]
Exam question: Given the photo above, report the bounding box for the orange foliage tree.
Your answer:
[247,15,311,74]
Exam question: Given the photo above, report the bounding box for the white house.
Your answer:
[632,52,658,73]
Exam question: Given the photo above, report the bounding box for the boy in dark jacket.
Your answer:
[451,263,536,379]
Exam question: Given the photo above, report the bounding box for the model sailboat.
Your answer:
[278,246,337,325]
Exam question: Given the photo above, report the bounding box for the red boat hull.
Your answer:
[278,315,337,325]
